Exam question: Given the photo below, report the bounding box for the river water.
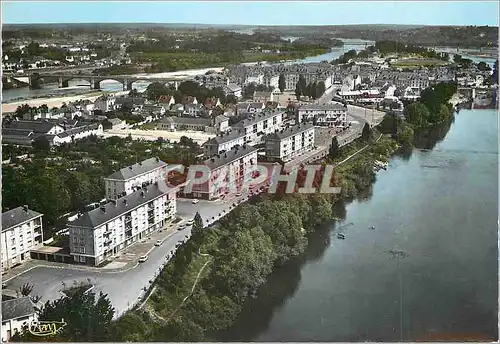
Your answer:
[2,38,496,103]
[215,109,498,342]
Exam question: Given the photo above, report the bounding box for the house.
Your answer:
[183,103,204,117]
[104,157,168,199]
[68,181,178,266]
[94,95,116,112]
[2,119,66,146]
[265,123,315,162]
[1,297,38,342]
[224,83,243,99]
[52,123,104,146]
[232,110,285,145]
[142,104,166,117]
[158,117,212,132]
[1,206,44,271]
[183,145,258,200]
[247,102,266,113]
[115,97,145,112]
[236,103,250,115]
[202,129,246,157]
[253,91,273,103]
[297,103,348,128]
[157,95,176,108]
[213,114,230,133]
[106,118,126,130]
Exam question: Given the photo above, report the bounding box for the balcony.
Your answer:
[104,238,112,246]
[125,215,132,223]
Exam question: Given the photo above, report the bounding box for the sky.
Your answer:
[2,1,499,26]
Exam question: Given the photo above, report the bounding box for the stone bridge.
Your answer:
[26,73,195,90]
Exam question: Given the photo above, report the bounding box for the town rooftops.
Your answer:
[298,103,347,111]
[225,83,242,92]
[204,145,257,170]
[1,296,36,322]
[267,123,314,141]
[105,157,167,181]
[68,181,172,229]
[233,110,285,128]
[4,119,63,134]
[56,123,101,139]
[2,206,43,233]
[204,129,245,145]
[254,91,272,98]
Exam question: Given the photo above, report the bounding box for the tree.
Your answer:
[13,286,115,342]
[477,61,491,72]
[361,122,372,141]
[329,136,341,158]
[404,102,430,128]
[294,83,302,101]
[316,81,326,99]
[146,82,170,101]
[193,211,203,232]
[32,136,51,152]
[298,75,306,95]
[492,60,498,85]
[278,73,285,92]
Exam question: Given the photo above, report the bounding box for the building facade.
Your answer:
[265,123,315,162]
[68,182,177,266]
[202,129,246,157]
[297,103,348,128]
[1,206,44,271]
[1,297,38,342]
[185,145,258,200]
[104,158,168,199]
[233,110,285,145]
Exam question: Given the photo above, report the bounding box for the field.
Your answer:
[391,58,449,67]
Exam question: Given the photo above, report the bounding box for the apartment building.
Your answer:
[202,129,246,157]
[297,103,348,128]
[185,145,258,200]
[104,158,168,199]
[233,110,285,145]
[1,206,44,271]
[265,123,315,162]
[68,181,177,266]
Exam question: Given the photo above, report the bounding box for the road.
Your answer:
[3,194,257,318]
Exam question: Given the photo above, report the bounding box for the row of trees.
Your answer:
[294,75,326,100]
[146,81,236,105]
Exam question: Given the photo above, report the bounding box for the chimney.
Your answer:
[22,205,28,212]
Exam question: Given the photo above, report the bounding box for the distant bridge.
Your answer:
[19,73,195,91]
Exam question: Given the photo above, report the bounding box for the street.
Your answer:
[3,193,257,318]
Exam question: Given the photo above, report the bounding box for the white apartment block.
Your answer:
[265,123,315,162]
[233,110,285,145]
[202,129,246,157]
[245,74,265,85]
[297,103,348,128]
[104,158,168,199]
[185,145,258,200]
[93,95,116,112]
[1,206,44,271]
[68,182,178,266]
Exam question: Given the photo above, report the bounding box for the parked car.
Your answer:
[155,240,162,246]
[192,199,199,204]
[138,255,148,263]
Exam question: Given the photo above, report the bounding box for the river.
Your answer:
[215,109,498,342]
[2,38,496,103]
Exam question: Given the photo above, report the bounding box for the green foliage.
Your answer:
[13,286,114,342]
[361,123,372,141]
[329,136,341,158]
[278,73,286,92]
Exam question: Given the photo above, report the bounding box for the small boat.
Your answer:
[337,233,345,239]
[370,226,375,230]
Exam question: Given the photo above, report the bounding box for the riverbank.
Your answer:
[110,130,402,341]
